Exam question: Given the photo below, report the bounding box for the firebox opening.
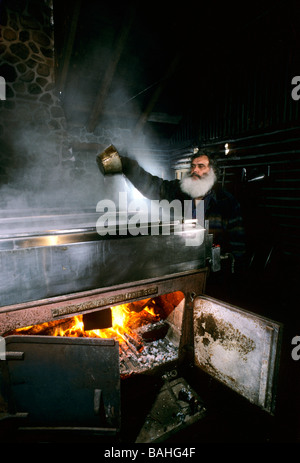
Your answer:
[5,291,186,375]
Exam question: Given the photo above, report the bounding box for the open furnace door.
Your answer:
[193,296,282,414]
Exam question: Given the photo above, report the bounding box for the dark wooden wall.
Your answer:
[168,9,300,319]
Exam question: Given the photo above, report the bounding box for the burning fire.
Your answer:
[9,302,161,346]
[6,292,185,365]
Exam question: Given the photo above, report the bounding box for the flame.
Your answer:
[53,316,84,337]
[48,305,132,341]
[144,305,156,316]
[10,303,157,345]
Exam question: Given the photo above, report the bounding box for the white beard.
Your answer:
[180,169,217,198]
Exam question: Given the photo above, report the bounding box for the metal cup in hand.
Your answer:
[96,145,122,175]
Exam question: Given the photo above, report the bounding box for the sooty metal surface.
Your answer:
[193,296,282,414]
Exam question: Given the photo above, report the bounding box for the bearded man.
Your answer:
[98,149,246,271]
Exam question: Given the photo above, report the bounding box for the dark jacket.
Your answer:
[122,156,246,268]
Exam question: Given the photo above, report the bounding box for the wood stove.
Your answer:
[0,212,282,442]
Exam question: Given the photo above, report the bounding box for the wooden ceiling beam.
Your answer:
[56,0,81,94]
[133,52,181,136]
[86,3,136,133]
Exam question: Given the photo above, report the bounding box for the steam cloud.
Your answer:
[0,86,171,235]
